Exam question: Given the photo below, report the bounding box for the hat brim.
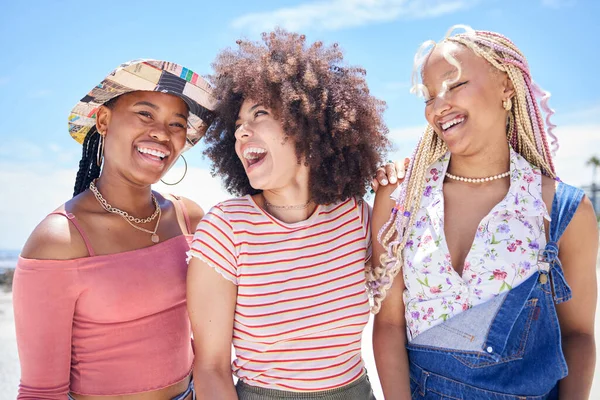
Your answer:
[68,59,215,151]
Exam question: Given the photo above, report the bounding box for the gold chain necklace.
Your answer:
[264,199,312,210]
[89,180,162,243]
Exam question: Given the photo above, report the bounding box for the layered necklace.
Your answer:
[90,180,162,243]
[445,170,510,183]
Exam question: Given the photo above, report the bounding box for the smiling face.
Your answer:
[96,91,190,184]
[234,99,307,191]
[422,42,514,156]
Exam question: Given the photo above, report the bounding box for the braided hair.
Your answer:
[72,97,117,197]
[366,26,559,313]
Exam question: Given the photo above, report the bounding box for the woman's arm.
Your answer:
[371,185,412,400]
[187,257,238,399]
[555,195,598,399]
[15,215,84,399]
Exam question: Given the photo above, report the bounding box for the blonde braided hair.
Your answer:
[366,25,559,313]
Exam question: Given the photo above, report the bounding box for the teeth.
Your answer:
[441,117,465,131]
[137,147,168,159]
[243,147,267,160]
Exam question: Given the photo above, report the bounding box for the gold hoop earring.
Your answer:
[161,155,188,186]
[96,132,105,167]
[502,98,512,111]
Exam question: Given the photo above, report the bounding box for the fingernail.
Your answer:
[389,176,397,184]
[398,169,405,179]
[382,179,388,185]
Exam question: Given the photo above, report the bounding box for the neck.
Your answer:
[259,183,315,224]
[93,173,155,216]
[447,142,510,180]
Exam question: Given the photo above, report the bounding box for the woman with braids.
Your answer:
[369,26,598,399]
[13,59,215,399]
[186,30,388,400]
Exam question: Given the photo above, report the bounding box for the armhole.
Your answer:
[169,195,192,235]
[49,211,95,257]
[549,182,585,243]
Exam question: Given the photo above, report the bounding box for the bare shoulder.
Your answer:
[173,195,205,230]
[20,202,90,260]
[562,194,598,245]
[540,175,556,212]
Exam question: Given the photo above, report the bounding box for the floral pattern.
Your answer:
[401,148,549,340]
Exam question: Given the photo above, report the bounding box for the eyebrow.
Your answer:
[236,103,261,121]
[133,101,187,121]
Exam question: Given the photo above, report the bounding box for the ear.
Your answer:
[501,73,515,100]
[95,105,111,135]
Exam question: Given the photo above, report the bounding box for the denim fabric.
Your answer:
[407,182,584,399]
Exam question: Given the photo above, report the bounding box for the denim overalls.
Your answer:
[407,182,584,399]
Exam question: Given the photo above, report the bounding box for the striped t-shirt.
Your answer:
[189,195,372,392]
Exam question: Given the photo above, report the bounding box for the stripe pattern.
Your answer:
[189,195,372,391]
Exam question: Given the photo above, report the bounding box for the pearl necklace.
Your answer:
[445,171,510,183]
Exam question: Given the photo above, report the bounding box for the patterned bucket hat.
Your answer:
[68,59,216,150]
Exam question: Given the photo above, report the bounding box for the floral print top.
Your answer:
[400,148,549,341]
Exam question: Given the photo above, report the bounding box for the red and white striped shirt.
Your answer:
[189,195,371,392]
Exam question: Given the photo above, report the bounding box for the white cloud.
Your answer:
[551,124,600,187]
[556,104,600,125]
[0,163,231,251]
[231,0,479,33]
[154,166,231,212]
[0,164,76,250]
[0,140,44,160]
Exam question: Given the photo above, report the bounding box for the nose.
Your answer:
[235,122,253,141]
[431,94,451,116]
[149,122,171,142]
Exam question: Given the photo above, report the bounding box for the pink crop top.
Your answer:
[13,198,194,399]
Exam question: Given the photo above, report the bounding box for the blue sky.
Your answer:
[0,0,599,250]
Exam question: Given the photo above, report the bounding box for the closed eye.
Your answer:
[449,81,468,91]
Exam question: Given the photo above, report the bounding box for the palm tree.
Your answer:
[587,155,600,214]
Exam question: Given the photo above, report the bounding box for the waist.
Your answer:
[69,374,194,400]
[236,370,373,399]
[70,310,194,395]
[234,353,366,393]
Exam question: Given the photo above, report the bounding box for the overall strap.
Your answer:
[169,194,192,234]
[538,182,585,304]
[48,211,96,257]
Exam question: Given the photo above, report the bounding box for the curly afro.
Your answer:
[205,28,390,204]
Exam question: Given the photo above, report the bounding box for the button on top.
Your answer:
[486,346,493,353]
[539,274,548,284]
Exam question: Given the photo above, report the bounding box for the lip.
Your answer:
[436,114,467,135]
[134,142,171,168]
[238,142,268,173]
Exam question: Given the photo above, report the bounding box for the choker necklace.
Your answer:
[90,180,162,243]
[264,199,312,210]
[445,171,511,183]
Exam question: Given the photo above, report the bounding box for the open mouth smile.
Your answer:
[243,147,267,169]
